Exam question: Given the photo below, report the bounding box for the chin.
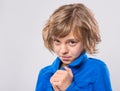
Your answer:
[62,61,71,65]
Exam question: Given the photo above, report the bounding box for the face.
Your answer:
[53,32,84,67]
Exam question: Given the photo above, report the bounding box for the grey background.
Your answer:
[0,0,120,91]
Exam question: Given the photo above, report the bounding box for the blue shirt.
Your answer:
[35,52,112,91]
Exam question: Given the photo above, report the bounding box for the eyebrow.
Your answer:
[66,39,79,42]
[53,38,79,42]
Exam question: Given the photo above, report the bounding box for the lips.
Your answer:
[61,56,71,61]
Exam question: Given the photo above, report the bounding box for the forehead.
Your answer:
[52,27,82,42]
[54,32,77,40]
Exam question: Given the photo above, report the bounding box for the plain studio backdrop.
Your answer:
[0,0,120,91]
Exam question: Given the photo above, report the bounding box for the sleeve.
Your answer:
[66,80,93,91]
[35,68,54,91]
[66,62,112,91]
[93,63,112,91]
[66,81,84,91]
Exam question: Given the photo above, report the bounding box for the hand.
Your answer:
[51,84,60,91]
[50,66,73,91]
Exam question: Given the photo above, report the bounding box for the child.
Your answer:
[36,3,112,91]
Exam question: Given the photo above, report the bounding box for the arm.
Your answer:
[66,81,84,91]
[66,63,112,91]
[93,63,112,91]
[35,68,54,91]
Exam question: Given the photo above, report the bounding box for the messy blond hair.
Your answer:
[42,3,101,54]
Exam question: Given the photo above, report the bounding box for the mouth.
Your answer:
[61,56,71,61]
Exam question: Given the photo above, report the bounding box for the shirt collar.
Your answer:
[51,52,87,73]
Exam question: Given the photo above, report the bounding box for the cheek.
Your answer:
[71,47,83,57]
[73,50,81,57]
[53,45,59,53]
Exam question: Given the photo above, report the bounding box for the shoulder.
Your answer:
[83,56,109,74]
[88,57,106,66]
[87,57,109,74]
[40,65,52,72]
[38,65,53,77]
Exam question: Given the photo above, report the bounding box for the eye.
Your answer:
[53,39,60,45]
[68,40,77,46]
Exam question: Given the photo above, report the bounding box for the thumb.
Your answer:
[64,66,73,77]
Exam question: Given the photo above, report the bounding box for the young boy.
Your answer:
[36,3,112,91]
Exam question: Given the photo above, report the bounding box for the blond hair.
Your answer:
[42,3,101,54]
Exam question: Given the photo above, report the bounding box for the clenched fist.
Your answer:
[50,66,73,91]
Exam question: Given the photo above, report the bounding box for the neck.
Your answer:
[59,63,68,69]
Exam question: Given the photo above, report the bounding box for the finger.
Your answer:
[50,76,60,84]
[64,66,71,73]
[64,66,73,77]
[52,83,60,91]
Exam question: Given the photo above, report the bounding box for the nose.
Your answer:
[60,44,68,55]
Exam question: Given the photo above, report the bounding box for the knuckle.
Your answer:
[58,82,62,87]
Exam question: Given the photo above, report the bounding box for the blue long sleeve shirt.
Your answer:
[35,52,112,91]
